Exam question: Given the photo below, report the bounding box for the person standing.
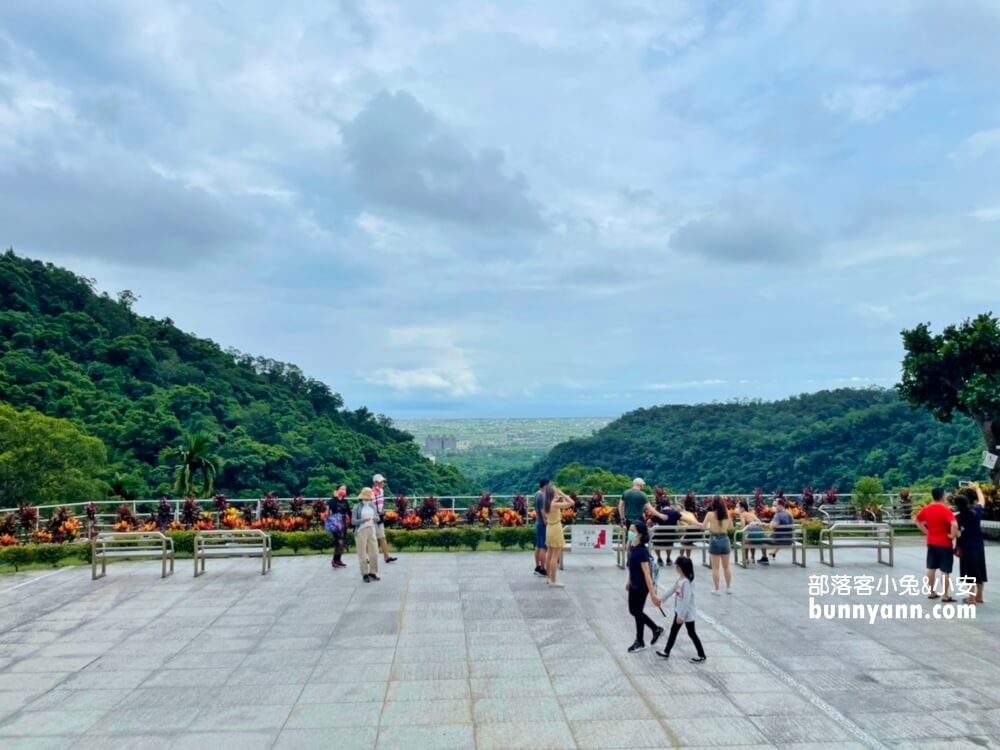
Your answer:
[954,483,988,605]
[618,478,668,529]
[327,485,352,569]
[915,488,959,602]
[352,488,380,582]
[703,496,733,594]
[625,521,664,653]
[544,485,575,588]
[371,474,398,564]
[655,556,706,663]
[534,479,549,577]
[653,491,681,567]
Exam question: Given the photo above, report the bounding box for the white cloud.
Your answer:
[970,206,1000,222]
[823,83,918,123]
[368,367,479,397]
[953,128,1000,160]
[645,380,726,391]
[365,326,480,398]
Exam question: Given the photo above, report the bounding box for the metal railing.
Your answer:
[1,493,925,530]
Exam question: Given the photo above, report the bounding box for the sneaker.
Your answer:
[651,626,665,645]
[331,559,336,568]
[370,575,381,581]
[362,575,371,582]
[627,641,646,653]
[655,649,670,659]
[665,557,673,566]
[711,590,721,596]
[758,557,770,565]
[549,581,565,588]
[385,557,398,564]
[335,560,347,568]
[534,566,546,577]
[690,656,707,663]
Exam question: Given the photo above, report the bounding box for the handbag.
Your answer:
[325,513,344,533]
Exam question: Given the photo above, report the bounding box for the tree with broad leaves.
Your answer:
[898,313,1000,485]
[168,432,219,497]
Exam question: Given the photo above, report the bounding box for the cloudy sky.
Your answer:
[2,1,999,418]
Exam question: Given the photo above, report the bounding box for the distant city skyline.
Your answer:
[2,1,997,419]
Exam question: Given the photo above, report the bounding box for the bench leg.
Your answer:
[820,544,833,567]
[701,546,710,569]
[92,554,105,581]
[194,552,201,578]
[261,552,267,575]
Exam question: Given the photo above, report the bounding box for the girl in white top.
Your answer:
[655,555,706,662]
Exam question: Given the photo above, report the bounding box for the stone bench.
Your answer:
[818,522,893,567]
[92,531,175,580]
[193,529,272,577]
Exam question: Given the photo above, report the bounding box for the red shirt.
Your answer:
[916,502,955,547]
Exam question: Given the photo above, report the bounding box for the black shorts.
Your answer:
[926,544,954,574]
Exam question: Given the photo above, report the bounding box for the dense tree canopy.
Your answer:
[0,403,109,507]
[487,389,984,494]
[899,313,1000,484]
[0,251,475,500]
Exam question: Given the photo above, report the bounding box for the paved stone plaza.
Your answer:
[1,541,999,750]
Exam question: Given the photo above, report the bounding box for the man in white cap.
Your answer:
[619,477,667,529]
[371,474,397,563]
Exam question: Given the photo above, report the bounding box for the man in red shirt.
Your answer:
[915,487,959,602]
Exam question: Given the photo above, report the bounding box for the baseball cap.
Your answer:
[373,474,385,483]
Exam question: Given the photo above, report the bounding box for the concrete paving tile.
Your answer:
[476,720,577,750]
[379,698,471,726]
[23,689,130,712]
[477,697,564,723]
[751,716,853,744]
[273,727,377,750]
[72,734,174,749]
[285,701,382,729]
[0,710,107,737]
[299,681,387,704]
[169,730,278,750]
[665,717,770,747]
[375,724,474,750]
[188,703,293,731]
[386,679,470,701]
[571,720,670,749]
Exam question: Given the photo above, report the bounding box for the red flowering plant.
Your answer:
[193,512,215,531]
[213,494,229,514]
[418,496,439,522]
[0,533,17,547]
[753,488,766,515]
[464,505,479,525]
[155,497,174,530]
[592,506,614,523]
[220,507,244,529]
[1,513,18,537]
[33,530,54,543]
[289,495,306,517]
[382,510,400,527]
[394,495,409,515]
[180,498,200,527]
[477,492,495,519]
[802,487,816,510]
[85,502,97,523]
[401,513,423,530]
[434,510,459,527]
[512,494,528,520]
[569,492,583,514]
[18,503,38,536]
[312,497,328,518]
[45,507,80,543]
[496,508,523,527]
[260,492,282,520]
[240,503,255,525]
[561,508,576,524]
[824,487,839,504]
[115,503,137,531]
[588,490,605,517]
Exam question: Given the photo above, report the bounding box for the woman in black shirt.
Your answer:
[625,521,663,653]
[327,485,352,569]
[955,483,988,604]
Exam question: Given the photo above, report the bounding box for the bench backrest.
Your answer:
[195,530,270,548]
[94,532,171,550]
[650,526,706,547]
[827,522,892,538]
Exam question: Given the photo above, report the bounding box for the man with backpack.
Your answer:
[326,485,351,568]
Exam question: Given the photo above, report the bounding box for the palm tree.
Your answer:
[170,433,219,497]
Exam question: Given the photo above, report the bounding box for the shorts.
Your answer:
[926,544,954,574]
[709,535,731,556]
[546,523,565,548]
[376,523,386,541]
[535,523,547,550]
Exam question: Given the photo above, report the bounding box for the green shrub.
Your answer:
[35,544,67,568]
[283,532,310,553]
[437,529,461,551]
[515,526,534,550]
[492,527,518,550]
[803,520,824,545]
[460,527,483,551]
[852,476,885,510]
[167,531,195,554]
[386,530,412,551]
[0,544,36,571]
[306,531,330,552]
[269,532,286,551]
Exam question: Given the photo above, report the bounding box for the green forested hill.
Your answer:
[487,389,984,493]
[0,251,474,500]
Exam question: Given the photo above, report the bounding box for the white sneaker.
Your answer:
[726,589,732,595]
[711,590,721,596]
[550,582,565,588]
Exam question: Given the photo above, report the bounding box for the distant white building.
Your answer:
[423,435,457,453]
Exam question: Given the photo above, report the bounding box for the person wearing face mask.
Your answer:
[327,485,352,569]
[352,488,380,582]
[625,521,664,653]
